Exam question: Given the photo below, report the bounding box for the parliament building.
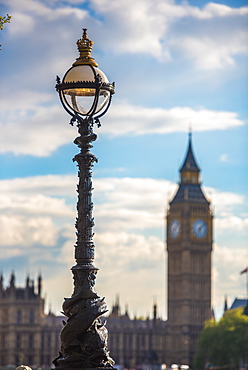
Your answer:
[0,273,62,367]
[0,134,213,368]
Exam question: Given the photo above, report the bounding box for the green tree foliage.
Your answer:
[0,14,11,49]
[194,308,248,370]
[0,14,11,30]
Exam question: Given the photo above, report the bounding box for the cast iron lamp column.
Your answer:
[53,29,115,370]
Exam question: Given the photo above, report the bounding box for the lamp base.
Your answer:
[52,310,115,370]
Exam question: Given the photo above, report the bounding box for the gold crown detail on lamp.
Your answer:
[73,28,98,67]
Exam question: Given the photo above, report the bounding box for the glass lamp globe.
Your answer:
[62,64,111,117]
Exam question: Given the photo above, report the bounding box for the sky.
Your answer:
[0,0,247,321]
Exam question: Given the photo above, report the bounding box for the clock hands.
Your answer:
[193,219,207,238]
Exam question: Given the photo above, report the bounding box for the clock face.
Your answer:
[192,219,208,238]
[170,219,180,239]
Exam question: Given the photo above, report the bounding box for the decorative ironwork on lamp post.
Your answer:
[53,29,115,369]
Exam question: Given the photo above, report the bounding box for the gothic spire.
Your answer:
[26,274,30,288]
[180,131,200,185]
[0,274,3,290]
[170,132,209,205]
[38,273,42,296]
[224,295,228,313]
[180,131,200,172]
[153,300,157,321]
[10,270,15,288]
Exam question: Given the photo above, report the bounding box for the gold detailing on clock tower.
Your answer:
[181,170,199,184]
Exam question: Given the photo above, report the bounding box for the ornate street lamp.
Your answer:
[53,29,115,369]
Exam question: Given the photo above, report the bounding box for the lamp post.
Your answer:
[53,29,115,370]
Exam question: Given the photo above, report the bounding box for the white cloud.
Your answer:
[102,103,244,137]
[8,12,35,35]
[220,153,229,162]
[215,215,248,233]
[0,215,58,247]
[7,0,88,24]
[0,176,76,248]
[202,3,248,18]
[157,1,248,20]
[8,0,52,18]
[91,0,169,60]
[0,175,76,197]
[0,104,77,156]
[90,0,248,68]
[176,32,248,70]
[204,186,248,235]
[95,177,174,208]
[0,192,75,218]
[0,102,244,156]
[0,247,24,260]
[95,232,164,272]
[205,186,244,213]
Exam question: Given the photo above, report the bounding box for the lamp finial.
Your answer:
[73,28,98,67]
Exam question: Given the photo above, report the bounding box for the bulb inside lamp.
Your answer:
[62,65,110,116]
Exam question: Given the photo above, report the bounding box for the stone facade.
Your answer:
[0,273,63,367]
[105,298,167,368]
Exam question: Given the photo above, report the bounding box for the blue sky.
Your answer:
[0,0,247,320]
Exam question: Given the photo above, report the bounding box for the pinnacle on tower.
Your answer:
[124,303,129,317]
[224,295,228,312]
[153,302,157,321]
[10,270,15,287]
[26,274,30,287]
[38,273,42,296]
[0,274,3,291]
[180,131,200,184]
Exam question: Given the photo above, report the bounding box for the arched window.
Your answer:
[17,309,22,324]
[30,309,34,324]
[16,333,21,349]
[29,333,33,348]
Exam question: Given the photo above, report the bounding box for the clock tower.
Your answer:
[166,133,213,367]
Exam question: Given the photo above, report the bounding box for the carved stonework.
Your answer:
[53,117,114,369]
